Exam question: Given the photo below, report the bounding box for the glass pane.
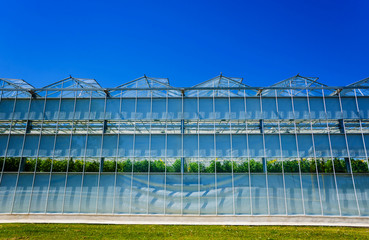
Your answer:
[267,173,286,215]
[182,171,199,214]
[234,173,251,215]
[301,174,322,215]
[150,135,165,157]
[74,99,90,120]
[105,98,120,119]
[0,173,17,213]
[29,99,45,120]
[63,173,82,213]
[102,135,117,157]
[251,174,268,215]
[46,173,66,213]
[7,135,24,157]
[13,100,30,120]
[293,97,309,119]
[148,173,165,214]
[341,97,359,119]
[134,135,149,157]
[217,173,233,215]
[167,135,181,157]
[114,173,132,214]
[165,174,181,214]
[131,174,148,213]
[232,135,247,157]
[285,174,304,215]
[97,173,115,214]
[248,135,264,157]
[23,135,39,157]
[152,98,166,120]
[246,98,261,119]
[320,174,340,215]
[59,99,75,120]
[262,98,277,119]
[80,173,98,213]
[118,135,134,157]
[121,99,135,120]
[230,98,245,120]
[44,99,60,120]
[184,98,197,120]
[215,98,229,120]
[86,135,102,157]
[325,98,342,119]
[29,173,50,213]
[12,173,33,213]
[90,99,105,120]
[0,100,15,120]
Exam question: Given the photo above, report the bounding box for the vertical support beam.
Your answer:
[259,119,264,134]
[180,119,185,174]
[262,157,267,173]
[26,120,32,134]
[339,119,345,134]
[344,158,351,173]
[100,157,104,173]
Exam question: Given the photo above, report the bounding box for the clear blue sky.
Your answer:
[0,0,368,88]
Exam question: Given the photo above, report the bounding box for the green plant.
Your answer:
[133,160,148,172]
[167,159,182,173]
[103,160,116,172]
[234,161,248,173]
[24,158,37,172]
[283,160,299,173]
[39,158,52,172]
[117,159,132,172]
[4,157,20,171]
[68,159,84,172]
[150,160,165,172]
[249,159,263,172]
[52,159,68,172]
[351,159,369,173]
[85,160,100,172]
[267,159,282,173]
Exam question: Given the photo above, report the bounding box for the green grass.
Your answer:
[0,224,368,239]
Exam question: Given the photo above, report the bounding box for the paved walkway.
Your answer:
[1,214,369,227]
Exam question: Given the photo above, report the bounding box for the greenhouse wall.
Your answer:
[1,75,369,216]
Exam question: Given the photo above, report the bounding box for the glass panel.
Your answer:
[44,99,60,120]
[105,98,120,119]
[248,135,264,157]
[246,98,261,119]
[336,174,359,216]
[217,173,233,215]
[118,135,134,157]
[267,173,286,215]
[314,135,331,157]
[7,135,24,157]
[0,100,15,120]
[46,173,66,213]
[97,173,115,214]
[0,173,17,213]
[293,97,309,120]
[264,135,280,157]
[13,99,30,120]
[148,173,165,214]
[200,173,216,215]
[102,135,117,157]
[216,135,231,157]
[130,174,148,213]
[183,135,197,157]
[0,135,8,157]
[38,135,55,157]
[80,173,98,213]
[251,173,268,215]
[347,134,366,158]
[54,135,70,157]
[215,98,229,120]
[90,99,105,120]
[262,98,277,119]
[23,135,39,157]
[59,99,75,120]
[29,173,50,213]
[182,167,199,214]
[234,172,251,215]
[285,174,304,215]
[86,135,102,157]
[150,135,165,157]
[281,134,298,157]
[168,98,181,120]
[301,174,322,215]
[165,174,181,214]
[330,135,348,157]
[74,99,90,120]
[277,98,293,119]
[29,99,45,120]
[297,134,314,158]
[354,175,369,216]
[357,97,369,119]
[114,173,132,214]
[231,135,247,157]
[309,97,325,119]
[341,97,359,119]
[167,135,181,157]
[134,135,149,158]
[184,98,197,120]
[230,98,245,120]
[319,174,340,215]
[152,98,166,120]
[199,135,214,157]
[12,173,33,213]
[63,173,82,213]
[121,98,135,120]
[136,98,151,120]
[325,98,342,119]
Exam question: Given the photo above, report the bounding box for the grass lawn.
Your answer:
[0,224,368,239]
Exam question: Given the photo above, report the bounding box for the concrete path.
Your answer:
[1,214,369,227]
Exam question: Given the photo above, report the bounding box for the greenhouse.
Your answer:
[1,74,369,217]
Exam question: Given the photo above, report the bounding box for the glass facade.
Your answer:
[1,75,369,216]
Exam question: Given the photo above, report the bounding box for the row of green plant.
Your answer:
[1,157,369,173]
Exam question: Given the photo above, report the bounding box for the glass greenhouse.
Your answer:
[1,74,369,216]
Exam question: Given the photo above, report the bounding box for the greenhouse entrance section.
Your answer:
[1,74,369,223]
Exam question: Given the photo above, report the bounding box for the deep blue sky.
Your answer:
[0,0,368,88]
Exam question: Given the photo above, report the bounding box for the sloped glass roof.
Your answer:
[186,75,257,97]
[36,76,106,98]
[261,75,333,96]
[0,78,36,98]
[336,77,369,96]
[110,76,181,97]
